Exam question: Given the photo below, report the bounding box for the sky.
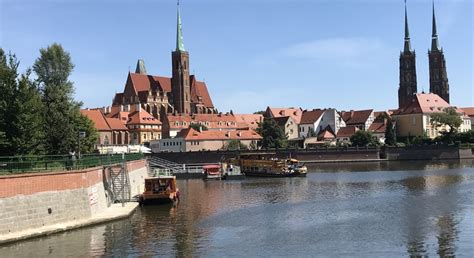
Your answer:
[0,0,472,113]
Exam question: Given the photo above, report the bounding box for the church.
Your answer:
[398,1,450,108]
[108,2,217,121]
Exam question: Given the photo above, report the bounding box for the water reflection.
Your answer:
[0,160,473,256]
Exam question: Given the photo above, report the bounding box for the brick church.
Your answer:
[108,3,216,121]
[398,2,450,108]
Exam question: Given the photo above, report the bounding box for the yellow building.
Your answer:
[392,93,471,139]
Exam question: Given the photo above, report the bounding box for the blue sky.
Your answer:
[1,0,472,113]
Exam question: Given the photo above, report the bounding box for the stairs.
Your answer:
[103,163,131,205]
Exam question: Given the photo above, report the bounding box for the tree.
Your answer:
[430,107,463,134]
[256,117,287,149]
[350,130,376,147]
[74,114,98,153]
[189,123,208,131]
[33,43,94,154]
[0,50,44,155]
[430,107,463,143]
[223,140,247,151]
[384,118,396,146]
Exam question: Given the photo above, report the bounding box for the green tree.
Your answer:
[189,123,208,131]
[430,107,463,143]
[223,139,247,151]
[256,117,287,149]
[10,71,45,154]
[0,50,44,155]
[33,43,94,154]
[350,130,376,147]
[384,118,396,146]
[75,114,99,153]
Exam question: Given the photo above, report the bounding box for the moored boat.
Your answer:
[139,170,180,205]
[202,165,222,180]
[221,161,245,180]
[237,154,307,177]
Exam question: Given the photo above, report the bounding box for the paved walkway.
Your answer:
[0,202,138,245]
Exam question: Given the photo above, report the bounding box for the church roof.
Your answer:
[392,93,457,115]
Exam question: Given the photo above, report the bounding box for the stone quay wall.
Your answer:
[385,145,474,161]
[0,159,147,236]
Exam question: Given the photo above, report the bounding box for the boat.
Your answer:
[237,154,307,177]
[221,160,245,180]
[286,158,308,176]
[139,170,180,205]
[202,165,222,180]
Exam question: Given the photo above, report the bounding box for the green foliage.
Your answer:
[430,107,463,135]
[253,110,265,115]
[0,50,44,155]
[435,130,474,144]
[189,123,208,131]
[34,43,82,154]
[350,130,376,147]
[256,117,287,149]
[384,118,396,146]
[75,114,99,153]
[223,139,248,151]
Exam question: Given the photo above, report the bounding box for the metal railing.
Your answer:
[148,156,207,174]
[0,153,144,175]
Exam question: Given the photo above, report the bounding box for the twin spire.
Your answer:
[176,0,186,52]
[403,0,441,53]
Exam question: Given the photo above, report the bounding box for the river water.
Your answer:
[1,160,474,257]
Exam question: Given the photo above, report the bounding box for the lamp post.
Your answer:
[78,131,86,159]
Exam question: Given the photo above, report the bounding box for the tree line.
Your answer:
[0,44,97,156]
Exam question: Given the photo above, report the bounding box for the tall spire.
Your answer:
[403,0,412,53]
[176,0,186,52]
[431,1,440,51]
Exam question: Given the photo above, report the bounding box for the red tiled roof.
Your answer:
[234,114,263,130]
[190,75,214,108]
[267,107,303,123]
[368,122,387,134]
[167,113,237,130]
[300,109,325,124]
[336,126,359,138]
[340,109,373,125]
[183,128,262,141]
[392,93,457,115]
[127,110,162,125]
[317,125,336,140]
[105,118,128,131]
[81,109,110,131]
[461,107,474,117]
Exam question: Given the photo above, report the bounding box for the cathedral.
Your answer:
[398,2,450,108]
[109,2,217,120]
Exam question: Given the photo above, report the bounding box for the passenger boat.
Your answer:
[139,170,180,205]
[238,154,307,177]
[202,165,222,180]
[221,160,245,180]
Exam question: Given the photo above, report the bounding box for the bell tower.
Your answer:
[398,1,418,108]
[171,0,191,114]
[428,1,450,103]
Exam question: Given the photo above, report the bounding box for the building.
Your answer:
[336,126,359,143]
[460,107,474,130]
[109,3,216,120]
[126,108,162,144]
[162,113,239,138]
[428,3,450,103]
[273,116,299,140]
[391,93,470,139]
[234,114,264,130]
[339,109,375,130]
[398,2,418,108]
[368,122,388,144]
[266,107,303,124]
[151,128,262,152]
[299,109,326,138]
[81,109,129,146]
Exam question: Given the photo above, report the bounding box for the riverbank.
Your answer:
[0,202,138,245]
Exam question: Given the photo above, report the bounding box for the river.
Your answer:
[1,160,474,257]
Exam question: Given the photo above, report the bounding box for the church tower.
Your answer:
[171,1,191,114]
[398,1,418,108]
[428,2,450,103]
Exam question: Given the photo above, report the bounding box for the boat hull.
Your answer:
[243,171,307,178]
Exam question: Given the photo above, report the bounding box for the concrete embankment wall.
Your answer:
[385,146,474,161]
[0,159,147,236]
[153,149,380,164]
